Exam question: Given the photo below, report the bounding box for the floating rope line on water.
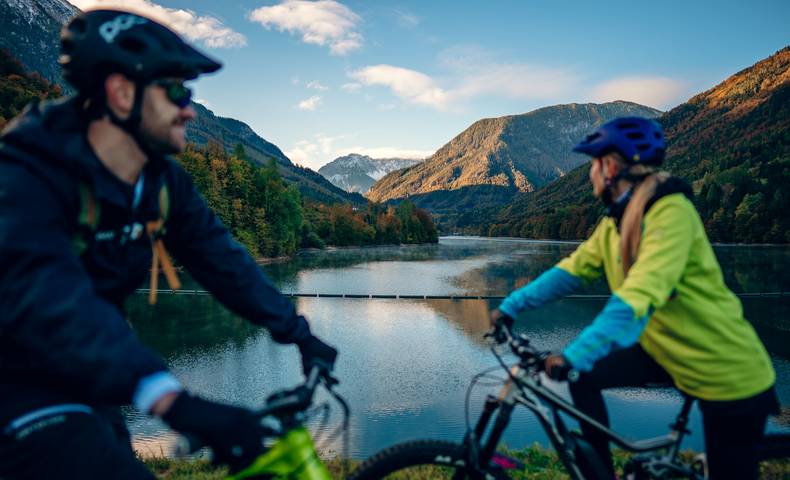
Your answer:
[134,289,790,300]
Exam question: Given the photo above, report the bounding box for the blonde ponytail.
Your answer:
[620,166,670,274]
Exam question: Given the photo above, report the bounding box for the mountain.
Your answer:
[487,46,790,243]
[318,153,423,193]
[187,103,364,205]
[366,101,661,203]
[0,0,77,94]
[0,0,363,206]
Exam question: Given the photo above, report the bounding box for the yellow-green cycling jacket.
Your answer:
[499,182,775,402]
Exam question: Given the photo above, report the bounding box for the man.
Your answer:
[0,9,337,479]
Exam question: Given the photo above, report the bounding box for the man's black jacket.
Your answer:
[0,97,311,426]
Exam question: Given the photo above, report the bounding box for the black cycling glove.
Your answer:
[162,393,272,472]
[544,354,579,383]
[297,335,338,374]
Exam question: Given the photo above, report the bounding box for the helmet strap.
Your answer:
[601,165,651,207]
[104,79,155,157]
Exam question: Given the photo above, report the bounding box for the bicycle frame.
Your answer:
[464,363,700,480]
[177,367,345,480]
[226,426,331,480]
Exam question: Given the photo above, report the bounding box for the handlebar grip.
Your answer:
[173,433,205,456]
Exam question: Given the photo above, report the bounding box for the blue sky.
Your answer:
[68,0,790,170]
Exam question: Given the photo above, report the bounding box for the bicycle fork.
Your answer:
[457,369,528,478]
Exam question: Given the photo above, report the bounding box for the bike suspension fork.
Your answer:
[473,395,500,440]
[458,395,500,476]
[480,400,516,465]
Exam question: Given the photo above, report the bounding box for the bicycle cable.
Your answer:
[464,362,511,434]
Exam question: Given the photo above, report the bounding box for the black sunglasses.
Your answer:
[153,79,192,108]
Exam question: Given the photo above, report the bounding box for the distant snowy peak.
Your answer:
[318,154,423,193]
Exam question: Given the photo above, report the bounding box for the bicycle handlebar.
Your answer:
[486,321,579,382]
[173,365,338,456]
[486,321,544,366]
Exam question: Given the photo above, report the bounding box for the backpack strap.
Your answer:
[73,177,180,305]
[146,181,180,304]
[73,181,101,256]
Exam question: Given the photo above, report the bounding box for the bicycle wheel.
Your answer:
[348,439,510,480]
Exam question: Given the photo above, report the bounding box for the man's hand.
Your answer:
[160,393,272,472]
[297,335,337,375]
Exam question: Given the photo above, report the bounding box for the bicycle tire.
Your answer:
[348,439,510,480]
[758,433,790,461]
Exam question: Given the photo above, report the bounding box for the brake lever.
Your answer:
[322,374,340,388]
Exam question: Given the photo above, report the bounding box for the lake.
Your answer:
[125,237,790,459]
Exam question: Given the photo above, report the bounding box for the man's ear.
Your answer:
[104,73,136,119]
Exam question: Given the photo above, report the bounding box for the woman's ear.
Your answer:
[603,156,621,181]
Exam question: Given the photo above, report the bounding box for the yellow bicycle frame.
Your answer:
[226,427,332,480]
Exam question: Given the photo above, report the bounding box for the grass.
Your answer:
[143,446,790,479]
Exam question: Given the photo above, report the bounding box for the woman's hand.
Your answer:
[489,308,514,329]
[544,354,569,381]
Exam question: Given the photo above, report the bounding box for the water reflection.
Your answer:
[126,237,790,459]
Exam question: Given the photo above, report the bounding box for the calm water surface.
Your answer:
[125,237,790,459]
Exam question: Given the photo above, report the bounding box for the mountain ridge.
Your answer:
[486,46,790,243]
[0,0,362,205]
[366,101,661,203]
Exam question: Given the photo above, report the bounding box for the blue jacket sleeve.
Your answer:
[163,162,311,345]
[562,294,651,371]
[0,163,169,404]
[498,267,582,318]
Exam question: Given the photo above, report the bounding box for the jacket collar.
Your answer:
[2,96,168,209]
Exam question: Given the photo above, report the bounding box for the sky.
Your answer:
[66,0,790,171]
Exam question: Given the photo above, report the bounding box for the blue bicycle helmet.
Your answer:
[573,117,666,165]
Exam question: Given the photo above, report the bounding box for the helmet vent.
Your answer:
[617,122,639,130]
[626,132,645,140]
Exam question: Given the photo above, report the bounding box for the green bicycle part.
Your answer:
[226,426,331,480]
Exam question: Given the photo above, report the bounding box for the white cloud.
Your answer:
[392,8,419,28]
[335,146,433,159]
[291,76,301,85]
[193,98,211,108]
[348,45,582,112]
[248,0,362,55]
[297,95,322,111]
[306,80,329,91]
[341,82,362,93]
[349,65,449,110]
[285,133,345,169]
[448,64,578,103]
[67,0,246,48]
[349,62,578,111]
[589,76,687,110]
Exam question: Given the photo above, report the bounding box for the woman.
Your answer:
[491,117,779,479]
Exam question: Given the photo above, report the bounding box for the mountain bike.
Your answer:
[176,366,349,480]
[349,323,790,479]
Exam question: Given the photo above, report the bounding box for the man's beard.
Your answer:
[139,122,183,155]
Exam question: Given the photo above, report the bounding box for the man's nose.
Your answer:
[181,105,196,121]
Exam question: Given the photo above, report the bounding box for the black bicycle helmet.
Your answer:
[60,9,222,93]
[573,117,666,166]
